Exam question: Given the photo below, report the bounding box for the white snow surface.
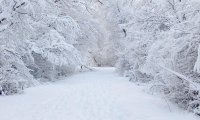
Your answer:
[0,67,198,120]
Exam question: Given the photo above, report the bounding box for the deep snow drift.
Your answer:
[0,67,198,120]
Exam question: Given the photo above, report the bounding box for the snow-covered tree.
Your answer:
[115,0,200,115]
[0,0,109,94]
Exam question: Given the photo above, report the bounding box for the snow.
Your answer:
[0,67,198,120]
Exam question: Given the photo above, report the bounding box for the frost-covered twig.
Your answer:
[163,96,172,112]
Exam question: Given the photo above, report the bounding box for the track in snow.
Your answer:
[0,67,198,120]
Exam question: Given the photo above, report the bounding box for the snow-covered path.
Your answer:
[0,67,198,120]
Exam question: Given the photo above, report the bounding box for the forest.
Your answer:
[0,0,200,118]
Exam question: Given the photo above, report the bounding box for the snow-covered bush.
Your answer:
[29,29,82,81]
[0,47,35,95]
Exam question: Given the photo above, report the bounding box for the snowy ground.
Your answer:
[0,67,198,120]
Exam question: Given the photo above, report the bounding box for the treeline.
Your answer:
[108,0,200,115]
